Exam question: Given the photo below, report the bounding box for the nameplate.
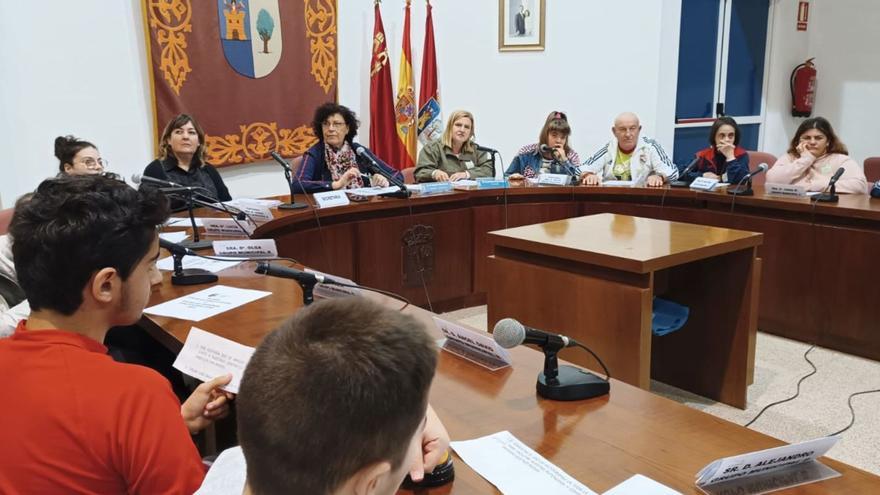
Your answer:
[313,190,351,208]
[304,268,361,299]
[203,218,255,237]
[477,178,507,189]
[537,173,570,186]
[212,239,278,258]
[235,204,273,223]
[420,182,454,195]
[766,182,807,197]
[695,436,840,494]
[689,177,721,191]
[432,316,510,371]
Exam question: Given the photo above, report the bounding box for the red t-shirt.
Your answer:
[0,322,205,494]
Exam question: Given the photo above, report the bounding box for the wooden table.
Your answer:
[227,185,880,364]
[140,265,880,494]
[485,213,762,409]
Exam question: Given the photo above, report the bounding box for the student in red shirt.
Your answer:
[0,175,232,494]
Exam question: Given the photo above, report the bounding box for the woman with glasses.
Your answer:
[55,135,106,175]
[415,110,495,182]
[506,111,580,180]
[294,103,400,193]
[680,116,750,185]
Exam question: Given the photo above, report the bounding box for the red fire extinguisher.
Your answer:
[790,58,816,117]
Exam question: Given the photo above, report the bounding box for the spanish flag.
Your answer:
[394,0,417,168]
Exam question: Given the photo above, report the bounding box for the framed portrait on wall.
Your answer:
[498,0,545,52]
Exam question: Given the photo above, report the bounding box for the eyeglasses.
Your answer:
[322,120,347,129]
[76,158,107,169]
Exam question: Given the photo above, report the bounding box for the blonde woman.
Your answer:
[414,110,494,182]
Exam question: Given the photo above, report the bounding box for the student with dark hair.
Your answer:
[680,116,750,184]
[506,110,580,179]
[142,113,232,210]
[766,116,868,194]
[197,297,450,495]
[0,174,233,493]
[294,102,402,193]
[55,135,106,175]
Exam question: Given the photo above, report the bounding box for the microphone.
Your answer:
[159,238,194,257]
[354,146,411,197]
[493,318,577,351]
[269,151,292,172]
[255,262,337,285]
[727,163,768,196]
[744,163,769,180]
[132,173,187,189]
[268,151,309,209]
[669,157,700,187]
[475,144,498,154]
[828,167,845,187]
[539,144,557,156]
[816,167,846,203]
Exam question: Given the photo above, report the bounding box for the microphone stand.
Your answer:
[726,174,755,196]
[178,189,214,250]
[357,149,412,199]
[537,345,610,401]
[269,152,308,210]
[815,182,840,203]
[170,250,218,285]
[669,158,699,188]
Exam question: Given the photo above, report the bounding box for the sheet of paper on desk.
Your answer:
[602,474,681,495]
[172,327,255,394]
[222,198,282,209]
[156,255,241,273]
[346,186,402,196]
[159,231,189,243]
[452,179,478,187]
[450,431,597,495]
[166,217,206,227]
[144,285,271,321]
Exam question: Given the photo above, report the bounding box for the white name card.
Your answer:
[304,268,361,299]
[212,239,278,258]
[432,316,511,371]
[203,218,255,237]
[314,190,351,208]
[537,173,570,186]
[766,182,807,197]
[689,177,721,191]
[172,327,255,394]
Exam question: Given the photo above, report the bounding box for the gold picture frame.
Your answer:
[498,0,545,52]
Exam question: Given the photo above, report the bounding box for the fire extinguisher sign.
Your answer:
[798,1,810,31]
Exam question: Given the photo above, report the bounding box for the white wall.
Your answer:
[762,0,880,164]
[0,0,684,205]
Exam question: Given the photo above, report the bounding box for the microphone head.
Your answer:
[756,163,769,173]
[831,167,845,181]
[539,144,552,153]
[354,146,367,157]
[254,261,269,275]
[493,318,526,349]
[131,173,143,185]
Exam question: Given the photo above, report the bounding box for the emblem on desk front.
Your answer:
[402,225,435,287]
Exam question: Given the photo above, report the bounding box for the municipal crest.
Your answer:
[217,0,283,78]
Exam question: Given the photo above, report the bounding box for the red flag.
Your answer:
[370,1,404,168]
[418,0,442,143]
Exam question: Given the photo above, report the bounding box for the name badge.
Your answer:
[432,316,511,371]
[314,190,351,208]
[304,268,361,299]
[212,239,278,258]
[464,160,475,170]
[766,182,807,197]
[689,177,721,191]
[235,204,273,223]
[203,218,255,237]
[537,173,570,186]
[477,178,507,189]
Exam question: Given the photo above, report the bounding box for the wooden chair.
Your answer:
[747,151,777,187]
[863,157,880,183]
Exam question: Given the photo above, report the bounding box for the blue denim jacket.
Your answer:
[505,149,578,178]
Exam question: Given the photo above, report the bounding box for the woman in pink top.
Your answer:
[766,117,867,194]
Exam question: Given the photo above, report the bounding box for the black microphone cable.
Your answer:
[826,387,880,437]
[572,341,611,381]
[744,344,817,428]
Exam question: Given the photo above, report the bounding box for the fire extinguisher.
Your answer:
[790,58,816,117]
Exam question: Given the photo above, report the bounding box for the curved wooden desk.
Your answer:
[140,264,880,494]
[245,184,880,362]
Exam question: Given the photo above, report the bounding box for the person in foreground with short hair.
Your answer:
[506,110,580,179]
[295,102,401,193]
[680,116,750,184]
[197,297,450,495]
[415,110,494,182]
[0,175,233,493]
[580,112,678,187]
[765,116,867,194]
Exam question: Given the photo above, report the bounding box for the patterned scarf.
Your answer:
[324,142,364,189]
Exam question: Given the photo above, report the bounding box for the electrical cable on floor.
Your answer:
[744,344,817,428]
[826,388,880,437]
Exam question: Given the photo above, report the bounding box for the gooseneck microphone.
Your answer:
[727,163,768,196]
[255,262,342,305]
[669,157,700,188]
[159,238,218,286]
[354,146,411,198]
[493,317,610,401]
[269,151,309,209]
[816,167,845,203]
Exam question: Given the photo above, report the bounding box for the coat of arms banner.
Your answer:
[143,0,338,166]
